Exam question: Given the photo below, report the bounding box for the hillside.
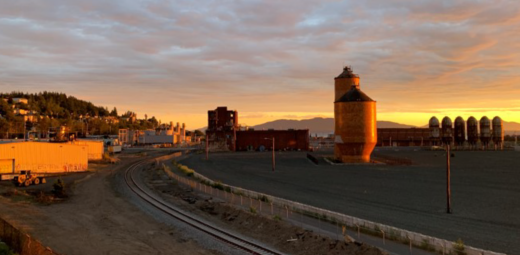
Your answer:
[251,118,415,134]
[0,91,156,137]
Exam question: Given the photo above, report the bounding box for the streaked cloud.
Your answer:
[0,0,519,128]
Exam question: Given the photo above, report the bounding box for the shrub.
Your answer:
[176,164,194,177]
[453,238,466,255]
[257,195,270,203]
[273,215,282,221]
[249,207,257,214]
[52,178,66,197]
[212,181,224,190]
[0,242,18,255]
[420,239,435,251]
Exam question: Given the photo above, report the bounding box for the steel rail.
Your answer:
[124,159,284,255]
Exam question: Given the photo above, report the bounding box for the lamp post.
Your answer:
[441,117,454,214]
[206,134,209,160]
[264,137,275,172]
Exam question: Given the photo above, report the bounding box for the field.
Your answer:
[179,148,520,254]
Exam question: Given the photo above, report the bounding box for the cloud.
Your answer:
[0,0,519,128]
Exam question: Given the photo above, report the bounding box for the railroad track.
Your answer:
[124,159,285,255]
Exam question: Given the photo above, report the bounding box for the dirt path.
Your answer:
[0,155,223,255]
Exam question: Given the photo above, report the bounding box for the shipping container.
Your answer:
[74,140,104,160]
[0,142,88,180]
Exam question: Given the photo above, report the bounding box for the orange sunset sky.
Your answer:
[1,0,519,129]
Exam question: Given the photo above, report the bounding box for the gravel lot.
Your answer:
[179,148,520,254]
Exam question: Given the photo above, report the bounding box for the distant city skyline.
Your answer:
[1,0,519,129]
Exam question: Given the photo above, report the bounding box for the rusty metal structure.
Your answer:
[334,66,377,163]
[492,116,504,150]
[441,117,453,145]
[454,117,466,147]
[429,117,440,146]
[467,116,479,147]
[480,116,491,148]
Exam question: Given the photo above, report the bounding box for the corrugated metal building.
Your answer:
[0,142,88,178]
[73,140,104,160]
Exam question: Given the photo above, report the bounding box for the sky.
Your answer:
[0,0,519,129]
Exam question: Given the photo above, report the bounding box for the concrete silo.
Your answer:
[454,117,466,147]
[492,116,504,150]
[441,117,453,145]
[467,116,479,148]
[480,116,491,149]
[334,66,377,163]
[429,117,440,146]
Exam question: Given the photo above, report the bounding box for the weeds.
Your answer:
[0,242,18,255]
[249,207,257,214]
[453,238,466,255]
[257,195,270,203]
[273,215,282,221]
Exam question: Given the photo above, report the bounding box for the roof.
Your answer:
[335,87,374,102]
[335,66,359,79]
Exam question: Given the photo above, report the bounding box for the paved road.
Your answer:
[179,148,520,254]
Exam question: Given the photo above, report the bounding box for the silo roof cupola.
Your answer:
[335,66,360,79]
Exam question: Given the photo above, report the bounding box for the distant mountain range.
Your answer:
[251,118,414,134]
[199,117,520,135]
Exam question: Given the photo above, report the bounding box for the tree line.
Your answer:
[0,92,161,138]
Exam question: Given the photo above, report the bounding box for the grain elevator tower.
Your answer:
[334,66,377,163]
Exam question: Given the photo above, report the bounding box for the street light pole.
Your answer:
[446,143,452,214]
[206,134,209,160]
[272,137,275,172]
[265,137,275,172]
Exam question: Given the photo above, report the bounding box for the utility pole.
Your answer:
[265,137,275,171]
[206,134,209,160]
[446,143,452,214]
[272,137,275,172]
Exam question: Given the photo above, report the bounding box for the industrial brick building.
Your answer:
[119,122,188,145]
[377,128,432,147]
[206,107,309,151]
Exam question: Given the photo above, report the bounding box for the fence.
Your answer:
[0,217,60,255]
[163,162,506,255]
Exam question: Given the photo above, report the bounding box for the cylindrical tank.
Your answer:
[441,117,453,144]
[492,116,504,146]
[429,117,440,145]
[480,116,491,146]
[334,66,360,102]
[467,116,479,146]
[334,67,376,163]
[454,116,466,146]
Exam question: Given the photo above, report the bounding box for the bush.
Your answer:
[257,195,270,203]
[212,181,224,190]
[52,178,66,197]
[453,238,466,255]
[176,163,194,177]
[273,215,282,221]
[0,242,17,255]
[249,207,257,214]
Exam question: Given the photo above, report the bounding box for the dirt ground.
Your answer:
[179,149,520,254]
[143,163,387,255]
[0,154,224,255]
